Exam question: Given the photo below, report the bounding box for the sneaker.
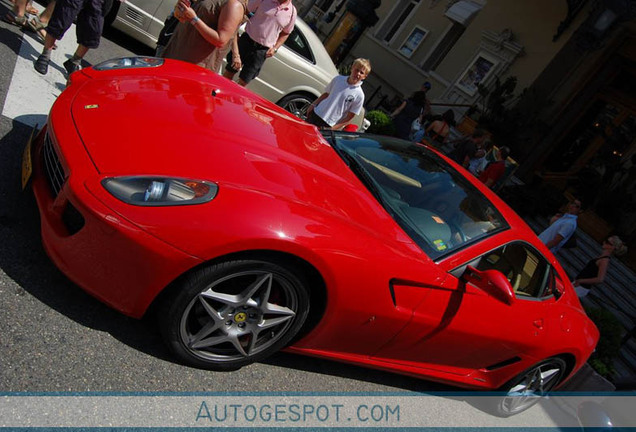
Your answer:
[63,59,81,76]
[34,54,49,75]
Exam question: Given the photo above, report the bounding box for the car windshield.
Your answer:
[326,132,509,260]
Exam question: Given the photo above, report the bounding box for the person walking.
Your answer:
[33,0,111,76]
[162,0,246,71]
[305,58,370,131]
[25,1,56,45]
[390,82,431,140]
[223,0,296,86]
[538,199,582,254]
[573,235,627,298]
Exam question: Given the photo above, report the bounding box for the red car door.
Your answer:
[372,241,556,375]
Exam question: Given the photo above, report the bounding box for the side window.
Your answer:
[475,242,552,299]
[283,27,315,64]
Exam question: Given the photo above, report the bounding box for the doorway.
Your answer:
[544,89,636,250]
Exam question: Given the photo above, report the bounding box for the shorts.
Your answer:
[46,0,105,49]
[306,111,330,128]
[225,32,268,84]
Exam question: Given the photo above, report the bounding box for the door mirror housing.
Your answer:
[463,265,515,305]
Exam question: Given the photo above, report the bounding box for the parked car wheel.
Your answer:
[103,0,119,26]
[494,357,567,417]
[277,93,315,120]
[159,260,311,370]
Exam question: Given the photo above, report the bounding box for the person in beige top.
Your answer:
[163,0,246,71]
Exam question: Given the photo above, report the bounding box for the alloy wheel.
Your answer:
[498,358,566,416]
[179,269,301,363]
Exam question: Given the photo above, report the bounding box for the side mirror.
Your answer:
[463,265,515,305]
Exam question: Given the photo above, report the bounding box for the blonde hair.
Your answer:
[352,58,372,74]
[607,235,628,256]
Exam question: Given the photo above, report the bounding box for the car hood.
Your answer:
[68,68,395,230]
[71,71,345,179]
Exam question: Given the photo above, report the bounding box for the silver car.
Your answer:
[106,0,338,118]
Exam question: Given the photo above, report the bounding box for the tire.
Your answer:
[277,93,315,120]
[158,259,310,370]
[493,357,567,417]
[103,0,119,27]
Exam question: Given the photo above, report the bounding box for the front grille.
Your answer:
[42,132,66,197]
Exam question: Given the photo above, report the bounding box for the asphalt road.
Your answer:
[0,1,586,427]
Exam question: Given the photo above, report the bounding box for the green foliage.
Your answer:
[584,306,623,379]
[589,359,612,378]
[366,110,395,136]
[338,63,352,76]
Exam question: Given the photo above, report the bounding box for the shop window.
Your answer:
[399,26,429,58]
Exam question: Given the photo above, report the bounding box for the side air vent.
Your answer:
[485,356,522,371]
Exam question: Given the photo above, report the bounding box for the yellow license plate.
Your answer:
[21,125,37,190]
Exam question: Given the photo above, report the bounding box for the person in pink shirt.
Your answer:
[223,0,296,86]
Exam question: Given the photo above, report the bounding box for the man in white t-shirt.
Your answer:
[306,58,371,131]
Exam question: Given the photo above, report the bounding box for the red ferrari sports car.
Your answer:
[24,57,598,416]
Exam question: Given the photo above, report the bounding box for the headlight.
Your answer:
[102,177,217,206]
[94,57,164,70]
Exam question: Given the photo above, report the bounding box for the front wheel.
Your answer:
[277,93,315,120]
[158,260,310,370]
[494,357,567,417]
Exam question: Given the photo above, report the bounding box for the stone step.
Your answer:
[615,339,636,382]
[522,214,636,381]
[620,338,636,363]
[525,215,636,321]
[613,358,633,383]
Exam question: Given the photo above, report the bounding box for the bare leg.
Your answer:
[4,0,28,25]
[39,1,56,23]
[73,44,89,59]
[28,2,56,45]
[14,0,27,16]
[43,32,56,51]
